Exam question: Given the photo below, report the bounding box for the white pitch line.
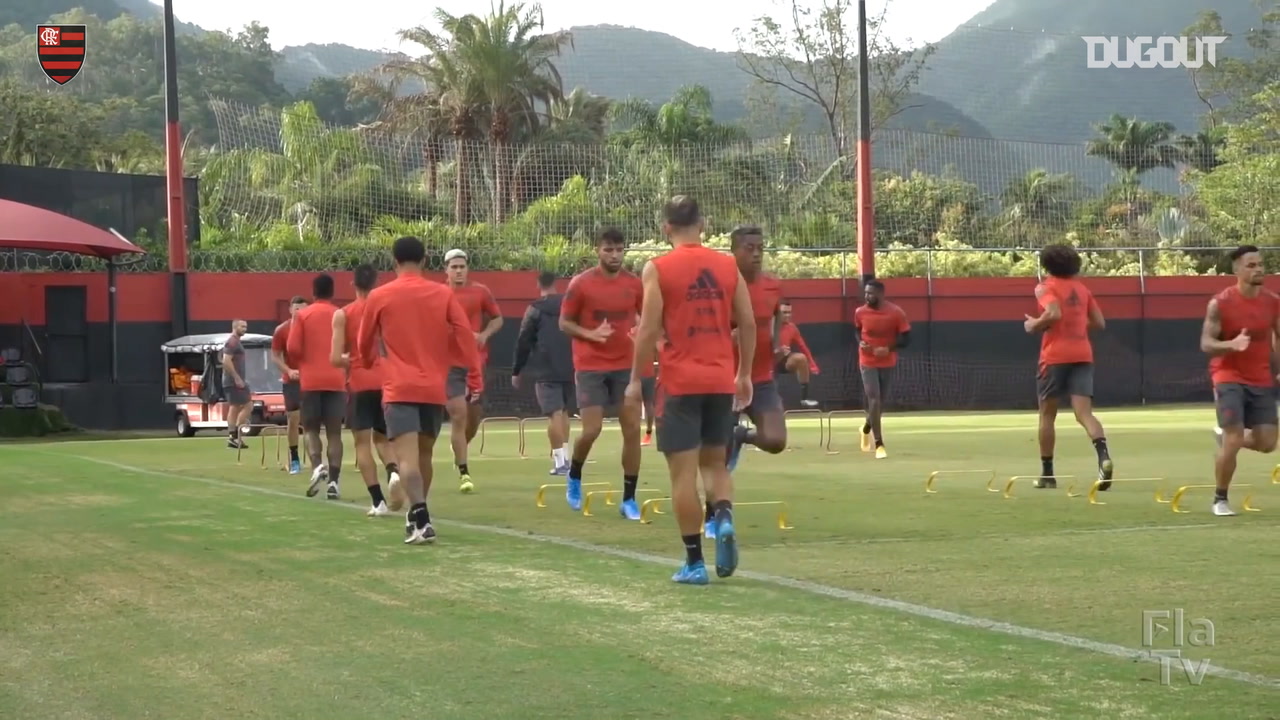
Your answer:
[43,452,1280,690]
[780,523,1223,548]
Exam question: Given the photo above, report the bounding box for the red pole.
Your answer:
[163,0,188,337]
[855,0,874,285]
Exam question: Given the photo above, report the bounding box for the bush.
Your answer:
[0,404,76,437]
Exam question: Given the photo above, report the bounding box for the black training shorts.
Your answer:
[1215,382,1278,429]
[656,391,735,454]
[347,389,387,434]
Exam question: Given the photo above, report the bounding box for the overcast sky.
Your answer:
[151,0,995,53]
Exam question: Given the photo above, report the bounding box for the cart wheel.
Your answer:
[176,412,197,438]
[245,409,265,437]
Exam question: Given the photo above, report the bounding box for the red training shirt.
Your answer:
[652,244,740,396]
[1035,277,1096,372]
[271,319,295,383]
[736,272,783,383]
[450,282,500,366]
[1209,285,1279,387]
[777,322,819,373]
[286,300,346,392]
[854,301,910,370]
[563,267,643,372]
[360,274,480,405]
[341,298,381,393]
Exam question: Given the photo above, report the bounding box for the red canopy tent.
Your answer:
[1,199,148,382]
[0,199,145,258]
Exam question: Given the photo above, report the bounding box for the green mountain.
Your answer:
[273,25,991,139]
[915,0,1265,142]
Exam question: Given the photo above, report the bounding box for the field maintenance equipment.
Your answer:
[639,497,794,530]
[1002,475,1074,498]
[823,410,868,454]
[924,469,997,494]
[782,409,826,450]
[581,488,665,516]
[1170,483,1259,513]
[1066,477,1169,505]
[163,333,287,438]
[535,481,609,508]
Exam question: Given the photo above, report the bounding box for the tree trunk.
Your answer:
[454,137,470,224]
[423,139,439,197]
[493,140,508,223]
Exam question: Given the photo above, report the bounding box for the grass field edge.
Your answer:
[42,450,1280,691]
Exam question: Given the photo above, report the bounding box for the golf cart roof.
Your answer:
[162,333,274,353]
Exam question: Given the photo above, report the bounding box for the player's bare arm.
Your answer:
[731,271,756,379]
[1201,299,1249,355]
[559,297,611,343]
[1271,307,1280,379]
[1087,296,1106,330]
[630,261,664,383]
[329,309,350,368]
[771,307,782,352]
[1024,285,1061,333]
[271,344,291,377]
[477,308,503,347]
[221,344,243,387]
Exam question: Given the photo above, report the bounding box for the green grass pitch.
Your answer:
[2,406,1279,719]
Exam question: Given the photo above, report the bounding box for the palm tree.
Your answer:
[1086,115,1180,178]
[350,71,451,198]
[1175,128,1227,174]
[609,85,748,148]
[1000,169,1077,243]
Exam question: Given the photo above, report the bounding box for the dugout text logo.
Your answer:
[1082,36,1225,69]
[37,24,86,85]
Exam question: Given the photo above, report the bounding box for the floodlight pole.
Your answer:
[855,0,875,288]
[163,0,189,338]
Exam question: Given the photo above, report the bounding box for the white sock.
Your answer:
[553,447,566,465]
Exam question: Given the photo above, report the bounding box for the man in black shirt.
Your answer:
[513,271,577,475]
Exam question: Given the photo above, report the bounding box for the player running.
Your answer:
[444,248,502,493]
[358,237,481,544]
[776,301,820,408]
[854,280,910,458]
[627,196,755,584]
[560,227,645,518]
[1202,244,1280,516]
[221,319,254,449]
[512,271,576,475]
[271,296,308,473]
[287,274,347,500]
[1022,244,1113,490]
[725,225,787,475]
[331,264,403,517]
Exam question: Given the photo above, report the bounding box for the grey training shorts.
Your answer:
[656,392,736,454]
[576,369,630,410]
[384,402,445,440]
[535,381,574,416]
[1215,383,1278,429]
[1037,362,1093,401]
[301,390,347,430]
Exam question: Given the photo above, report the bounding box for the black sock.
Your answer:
[367,484,386,506]
[1041,456,1054,477]
[742,426,757,445]
[623,474,638,501]
[329,466,341,484]
[289,445,299,461]
[704,501,716,523]
[862,421,871,433]
[800,383,810,399]
[458,463,469,476]
[1092,437,1110,461]
[569,459,585,479]
[229,428,239,439]
[713,498,733,517]
[386,463,398,480]
[875,439,884,448]
[410,502,429,527]
[682,534,703,564]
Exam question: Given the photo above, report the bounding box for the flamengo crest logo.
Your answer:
[37,24,86,85]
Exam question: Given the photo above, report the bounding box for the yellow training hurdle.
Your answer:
[582,488,665,516]
[782,409,827,450]
[1065,477,1169,505]
[477,416,522,456]
[1002,475,1074,499]
[639,497,793,530]
[923,469,997,494]
[823,410,867,454]
[534,481,609,508]
[1170,483,1259,514]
